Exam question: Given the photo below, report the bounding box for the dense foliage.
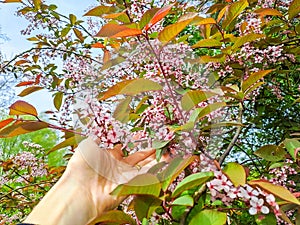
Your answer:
[0,0,300,224]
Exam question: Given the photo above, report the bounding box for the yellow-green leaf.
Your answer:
[158,14,195,43]
[192,39,222,48]
[248,180,300,205]
[48,135,85,153]
[242,70,273,92]
[189,210,227,225]
[193,17,216,25]
[95,24,142,38]
[100,78,162,100]
[231,33,265,51]
[111,173,161,197]
[223,162,246,187]
[83,5,117,17]
[288,0,300,19]
[181,90,218,111]
[222,0,249,30]
[254,8,283,16]
[69,14,76,25]
[172,195,194,206]
[9,100,38,117]
[254,145,286,161]
[190,102,226,122]
[18,86,43,97]
[53,92,63,111]
[94,210,135,225]
[113,97,132,123]
[283,138,300,160]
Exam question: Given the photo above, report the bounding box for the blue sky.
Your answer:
[0,1,95,112]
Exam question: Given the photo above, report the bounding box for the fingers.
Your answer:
[107,144,124,160]
[122,148,155,166]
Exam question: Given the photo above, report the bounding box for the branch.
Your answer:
[219,103,243,166]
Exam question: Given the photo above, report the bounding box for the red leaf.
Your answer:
[0,118,14,129]
[35,74,41,84]
[145,4,173,31]
[95,24,142,38]
[91,42,105,48]
[9,100,38,117]
[15,81,35,87]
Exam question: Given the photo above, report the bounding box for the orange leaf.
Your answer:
[103,50,111,64]
[14,60,28,66]
[18,86,43,97]
[145,4,173,31]
[35,74,41,84]
[95,24,142,38]
[0,121,48,138]
[91,42,105,48]
[0,118,14,129]
[9,100,38,117]
[249,179,300,205]
[15,81,35,87]
[3,0,22,2]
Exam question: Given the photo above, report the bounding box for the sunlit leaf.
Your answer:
[192,39,222,48]
[18,86,43,97]
[158,156,196,191]
[288,0,300,19]
[113,96,132,123]
[133,195,162,220]
[189,209,227,225]
[100,78,162,100]
[139,8,159,29]
[283,138,300,160]
[181,90,218,111]
[223,162,246,187]
[48,135,85,153]
[254,8,283,16]
[111,173,161,197]
[158,14,195,43]
[145,4,173,31]
[14,60,28,66]
[73,28,84,42]
[172,195,194,206]
[69,14,76,25]
[91,42,105,48]
[190,102,226,122]
[0,121,48,137]
[83,5,117,17]
[95,24,142,38]
[222,0,249,30]
[194,17,216,25]
[3,0,22,2]
[249,180,300,205]
[0,118,14,129]
[242,70,273,92]
[9,100,38,117]
[254,145,286,161]
[94,210,135,225]
[172,172,214,198]
[231,33,265,51]
[53,92,63,111]
[33,0,41,9]
[15,81,35,87]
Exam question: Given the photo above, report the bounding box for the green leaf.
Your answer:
[100,78,163,100]
[94,210,136,225]
[18,86,44,97]
[172,195,194,206]
[113,97,132,123]
[181,90,218,111]
[152,140,170,149]
[192,39,222,48]
[83,5,117,17]
[172,172,213,198]
[158,156,196,191]
[48,135,85,153]
[254,145,286,161]
[288,0,300,19]
[158,13,195,43]
[133,195,162,220]
[111,173,161,197]
[190,102,226,122]
[95,24,142,38]
[242,70,273,92]
[0,121,48,138]
[9,100,38,117]
[222,0,249,30]
[256,213,277,225]
[248,180,300,205]
[139,8,159,29]
[231,33,265,51]
[283,138,300,160]
[69,14,76,25]
[189,210,227,225]
[223,162,246,187]
[53,92,63,111]
[73,28,84,42]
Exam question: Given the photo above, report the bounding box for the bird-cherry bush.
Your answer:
[0,0,300,224]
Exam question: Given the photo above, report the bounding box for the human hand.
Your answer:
[23,137,160,225]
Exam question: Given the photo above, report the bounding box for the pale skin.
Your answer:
[23,137,160,225]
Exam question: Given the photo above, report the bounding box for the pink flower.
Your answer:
[249,197,270,215]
